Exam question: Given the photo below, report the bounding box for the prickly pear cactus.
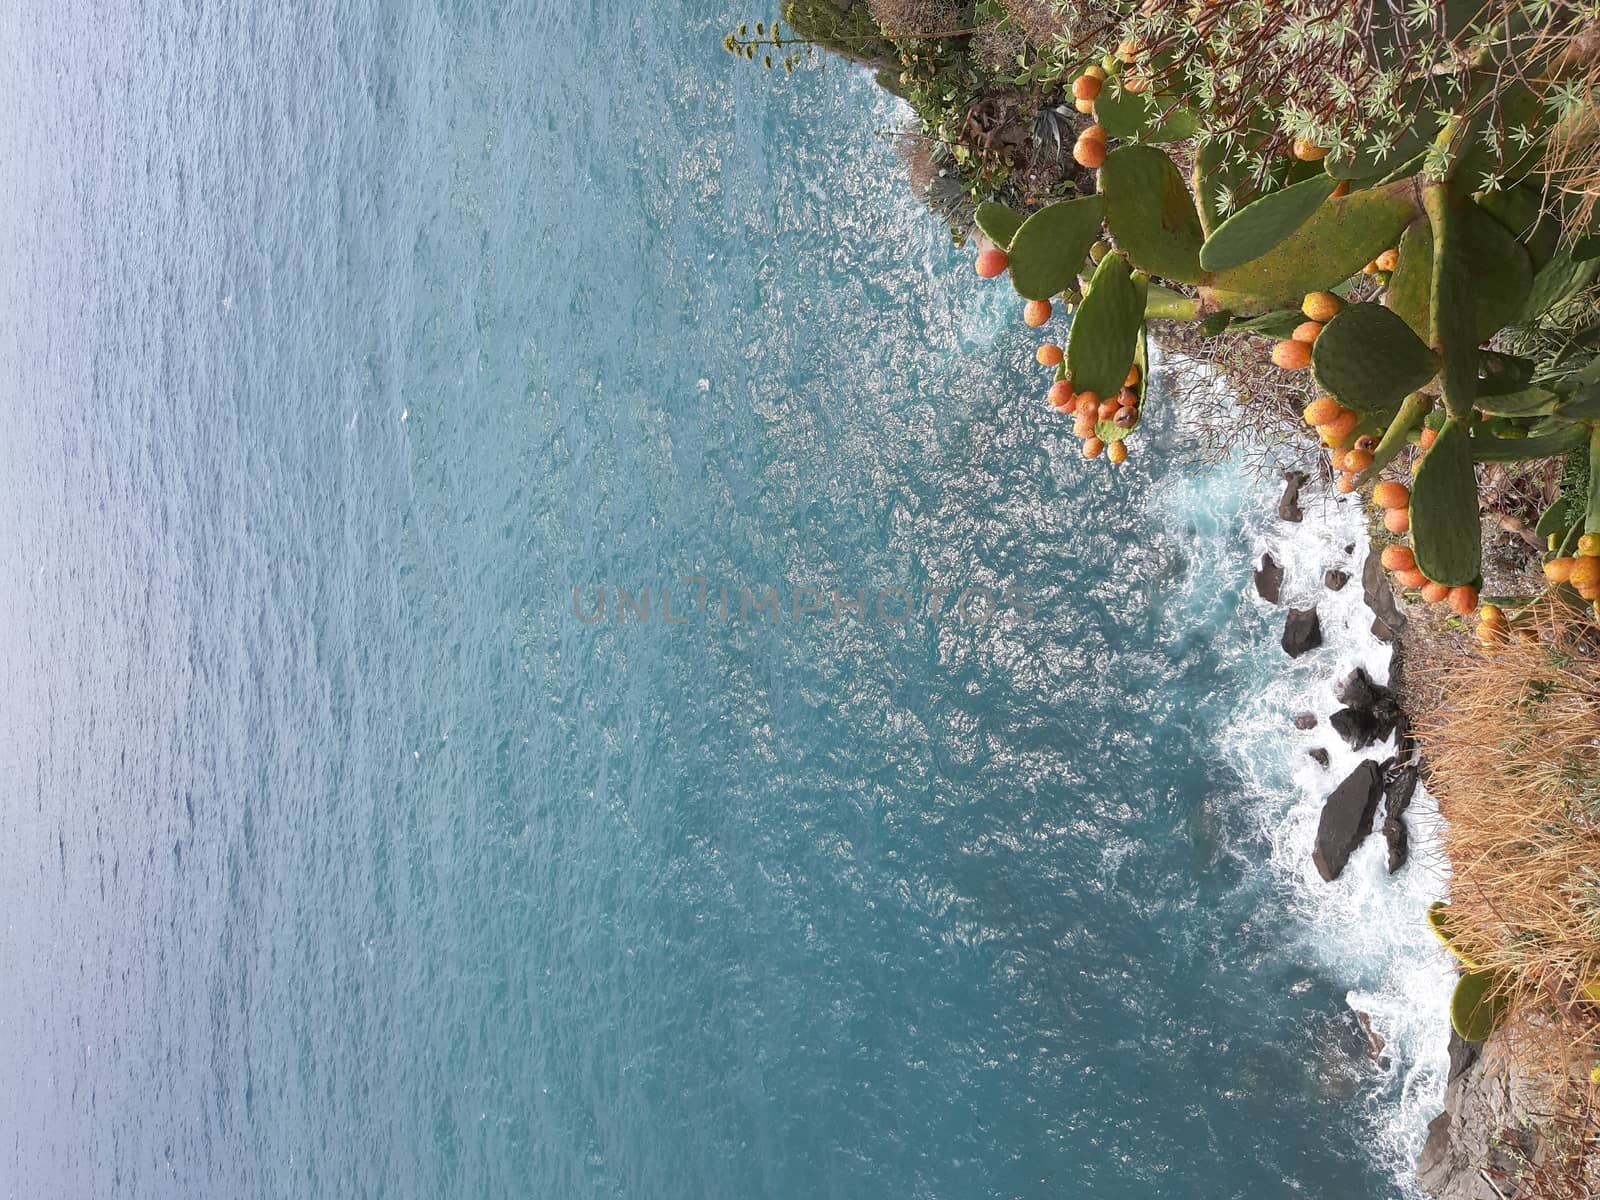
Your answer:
[1098,145,1205,285]
[1067,252,1141,400]
[1409,417,1482,587]
[1092,80,1148,140]
[1310,302,1440,414]
[1097,319,1148,445]
[1458,198,1533,338]
[1093,79,1197,144]
[975,201,1024,251]
[1386,220,1433,342]
[1426,184,1480,420]
[1427,902,1480,969]
[1006,195,1106,301]
[1450,968,1509,1043]
[1473,388,1556,418]
[1203,177,1421,311]
[1198,174,1338,273]
[1354,392,1432,485]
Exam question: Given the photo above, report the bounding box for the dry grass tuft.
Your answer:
[971,17,1026,74]
[865,0,966,39]
[996,0,1061,47]
[1413,605,1600,1094]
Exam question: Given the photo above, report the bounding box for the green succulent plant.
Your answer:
[973,60,1600,592]
[1451,969,1511,1043]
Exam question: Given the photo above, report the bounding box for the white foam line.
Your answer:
[1161,350,1454,1195]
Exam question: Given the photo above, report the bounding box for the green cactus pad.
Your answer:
[1006,195,1107,301]
[1426,184,1479,419]
[1310,303,1440,414]
[1099,145,1205,285]
[1450,969,1509,1043]
[1191,138,1234,237]
[975,201,1024,251]
[1536,496,1576,542]
[1229,310,1306,339]
[1093,80,1148,140]
[1426,902,1481,969]
[1410,417,1482,586]
[1202,176,1422,312]
[1096,322,1147,444]
[1474,388,1556,418]
[1469,425,1586,462]
[1093,82,1198,143]
[1519,248,1600,325]
[1588,426,1600,536]
[1198,174,1339,272]
[1386,220,1433,342]
[1067,253,1141,401]
[1478,184,1559,271]
[1459,199,1533,338]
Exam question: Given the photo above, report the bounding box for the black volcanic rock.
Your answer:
[1282,607,1322,657]
[1255,553,1285,604]
[1325,568,1349,591]
[1331,706,1387,750]
[1383,763,1419,821]
[1313,760,1385,882]
[1328,669,1404,749]
[1384,813,1409,873]
[1362,549,1407,643]
[1294,712,1318,730]
[1279,470,1308,523]
[1308,748,1331,768]
[1336,667,1393,711]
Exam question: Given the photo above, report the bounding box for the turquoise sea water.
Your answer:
[0,3,1448,1197]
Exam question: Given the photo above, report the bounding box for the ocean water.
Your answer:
[0,3,1449,1198]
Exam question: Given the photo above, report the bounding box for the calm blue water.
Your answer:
[0,3,1443,1197]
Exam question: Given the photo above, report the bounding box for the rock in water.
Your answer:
[1383,813,1408,873]
[1330,668,1404,748]
[1313,760,1384,881]
[1324,568,1349,591]
[1383,762,1419,820]
[1293,712,1317,730]
[1362,549,1407,643]
[1308,748,1330,768]
[1279,470,1308,523]
[1254,553,1284,604]
[1336,667,1393,711]
[1331,706,1385,750]
[1282,607,1322,657]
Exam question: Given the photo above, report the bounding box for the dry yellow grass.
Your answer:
[1414,604,1600,1087]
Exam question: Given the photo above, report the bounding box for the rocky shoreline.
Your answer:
[1260,471,1546,1200]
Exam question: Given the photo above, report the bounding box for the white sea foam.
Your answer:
[1161,351,1454,1194]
